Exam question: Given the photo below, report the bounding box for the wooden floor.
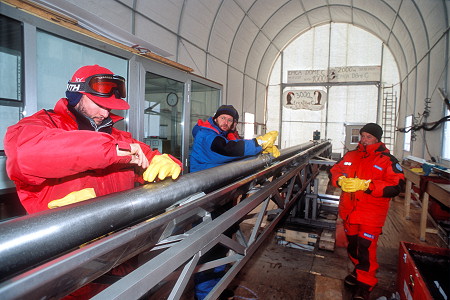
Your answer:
[223,175,447,300]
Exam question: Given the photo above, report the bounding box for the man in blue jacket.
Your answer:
[190,105,278,172]
[189,105,278,299]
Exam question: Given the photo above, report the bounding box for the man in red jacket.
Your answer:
[329,123,404,300]
[5,64,181,214]
[4,64,182,298]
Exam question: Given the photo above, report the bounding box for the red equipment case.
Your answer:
[397,241,450,300]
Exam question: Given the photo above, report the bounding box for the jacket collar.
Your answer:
[357,141,388,154]
[54,98,124,132]
[196,117,225,135]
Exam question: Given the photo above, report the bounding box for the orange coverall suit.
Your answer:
[330,142,405,288]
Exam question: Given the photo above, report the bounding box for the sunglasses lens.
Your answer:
[88,75,126,98]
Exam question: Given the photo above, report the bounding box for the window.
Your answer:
[350,129,360,144]
[144,73,184,160]
[0,15,23,152]
[404,115,412,152]
[0,15,23,102]
[244,112,255,139]
[36,30,128,131]
[443,108,449,160]
[190,81,220,147]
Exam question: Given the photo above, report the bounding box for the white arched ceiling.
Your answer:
[36,0,448,120]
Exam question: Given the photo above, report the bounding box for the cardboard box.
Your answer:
[276,228,318,246]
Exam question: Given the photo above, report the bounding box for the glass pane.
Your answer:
[144,73,184,161]
[444,109,449,160]
[36,30,128,129]
[190,81,220,147]
[244,112,255,139]
[0,106,21,150]
[404,115,412,152]
[0,15,23,101]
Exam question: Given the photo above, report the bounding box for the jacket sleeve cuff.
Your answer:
[116,141,131,152]
[253,138,260,147]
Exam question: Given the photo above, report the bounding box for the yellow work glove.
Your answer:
[340,178,371,193]
[48,188,96,209]
[337,176,347,187]
[256,131,278,149]
[262,145,280,158]
[143,154,181,182]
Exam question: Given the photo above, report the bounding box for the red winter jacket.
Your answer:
[329,142,405,227]
[4,98,161,214]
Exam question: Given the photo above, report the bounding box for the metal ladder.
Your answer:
[382,85,397,150]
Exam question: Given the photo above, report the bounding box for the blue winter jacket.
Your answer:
[189,117,262,172]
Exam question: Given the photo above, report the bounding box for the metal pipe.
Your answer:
[0,141,331,280]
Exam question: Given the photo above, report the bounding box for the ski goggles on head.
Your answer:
[66,74,127,98]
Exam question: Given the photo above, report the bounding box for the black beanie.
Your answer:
[360,123,383,141]
[213,105,239,121]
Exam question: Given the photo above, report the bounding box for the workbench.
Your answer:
[403,166,450,241]
[420,182,450,241]
[403,167,421,220]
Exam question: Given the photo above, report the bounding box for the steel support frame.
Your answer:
[93,161,318,300]
[0,141,331,299]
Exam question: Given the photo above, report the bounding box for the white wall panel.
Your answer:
[206,55,228,87]
[416,0,447,46]
[226,67,244,114]
[180,0,222,50]
[134,15,177,58]
[271,17,311,50]
[247,0,286,28]
[261,1,305,40]
[302,0,328,12]
[306,7,332,26]
[246,33,271,78]
[386,37,408,80]
[312,25,330,69]
[328,6,352,23]
[329,24,347,67]
[399,0,429,60]
[243,76,257,128]
[229,17,259,71]
[392,20,416,69]
[135,0,182,33]
[178,41,207,76]
[347,26,382,65]
[234,0,254,12]
[356,0,398,27]
[352,10,392,43]
[81,0,133,31]
[258,45,280,83]
[209,1,245,61]
[328,0,352,5]
[255,81,266,125]
[282,30,314,71]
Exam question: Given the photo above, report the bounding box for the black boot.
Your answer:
[219,289,234,300]
[344,270,357,288]
[352,282,371,300]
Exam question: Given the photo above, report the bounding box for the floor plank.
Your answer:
[224,172,447,300]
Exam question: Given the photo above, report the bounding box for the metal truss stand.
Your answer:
[0,141,331,300]
[285,156,338,230]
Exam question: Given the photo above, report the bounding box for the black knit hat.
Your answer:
[360,123,383,141]
[213,105,239,121]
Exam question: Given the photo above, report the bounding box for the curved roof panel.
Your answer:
[33,0,448,91]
